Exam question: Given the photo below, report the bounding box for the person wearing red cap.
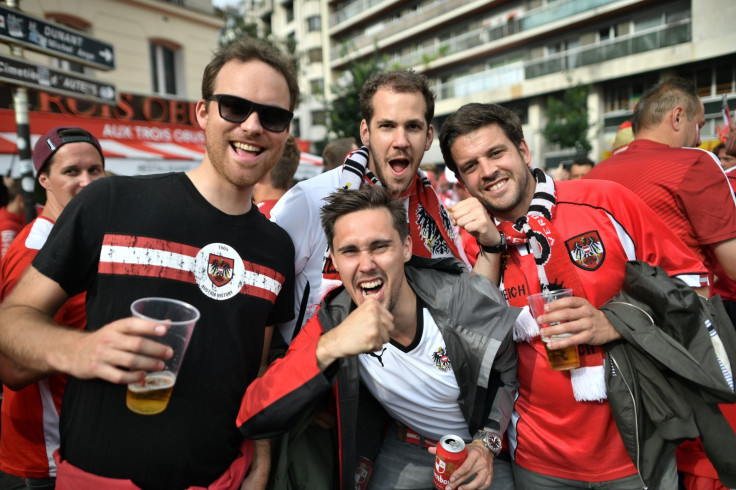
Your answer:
[0,38,297,489]
[0,126,105,489]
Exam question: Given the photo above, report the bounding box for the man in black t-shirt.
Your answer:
[0,38,298,489]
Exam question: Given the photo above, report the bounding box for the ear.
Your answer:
[329,251,338,273]
[360,119,370,147]
[424,124,435,151]
[519,139,532,167]
[38,173,52,191]
[403,234,412,263]
[671,106,685,132]
[195,98,209,131]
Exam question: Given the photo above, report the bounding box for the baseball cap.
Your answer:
[33,126,105,173]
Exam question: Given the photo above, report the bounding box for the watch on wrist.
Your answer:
[473,430,502,456]
[477,232,507,254]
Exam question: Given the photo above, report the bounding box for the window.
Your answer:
[311,110,326,125]
[310,78,324,95]
[308,47,323,63]
[284,1,294,23]
[307,15,321,32]
[716,64,734,95]
[150,41,180,96]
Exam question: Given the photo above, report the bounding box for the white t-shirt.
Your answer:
[358,307,471,442]
[270,168,342,343]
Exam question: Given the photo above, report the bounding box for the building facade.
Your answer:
[257,0,735,167]
[0,0,223,175]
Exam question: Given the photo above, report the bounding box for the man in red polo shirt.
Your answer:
[586,77,736,285]
[585,77,736,490]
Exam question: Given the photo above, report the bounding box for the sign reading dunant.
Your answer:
[0,5,115,70]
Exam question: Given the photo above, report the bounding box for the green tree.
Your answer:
[542,80,592,155]
[326,45,390,144]
[216,7,299,75]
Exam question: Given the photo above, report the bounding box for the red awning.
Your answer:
[0,109,323,176]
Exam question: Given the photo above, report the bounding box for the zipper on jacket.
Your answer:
[609,352,648,490]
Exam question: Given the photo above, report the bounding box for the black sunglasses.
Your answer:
[207,94,293,133]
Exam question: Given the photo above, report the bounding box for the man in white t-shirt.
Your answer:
[239,186,519,489]
[270,70,468,346]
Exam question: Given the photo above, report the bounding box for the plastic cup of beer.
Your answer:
[527,289,580,371]
[126,297,200,415]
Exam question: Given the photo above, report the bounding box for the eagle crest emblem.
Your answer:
[432,347,451,372]
[566,231,605,271]
[208,254,234,287]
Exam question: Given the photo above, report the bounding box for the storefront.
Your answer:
[0,90,322,178]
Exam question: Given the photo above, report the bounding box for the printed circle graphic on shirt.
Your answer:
[194,243,245,300]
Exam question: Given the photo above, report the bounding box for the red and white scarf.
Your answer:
[499,168,606,402]
[321,146,467,281]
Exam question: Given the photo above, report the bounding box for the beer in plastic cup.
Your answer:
[527,289,580,370]
[126,297,200,415]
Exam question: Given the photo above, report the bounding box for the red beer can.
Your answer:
[354,456,373,490]
[433,434,467,489]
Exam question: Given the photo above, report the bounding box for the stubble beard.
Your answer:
[477,168,532,221]
[368,145,416,195]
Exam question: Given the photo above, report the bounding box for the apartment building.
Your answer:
[0,0,223,175]
[257,0,735,167]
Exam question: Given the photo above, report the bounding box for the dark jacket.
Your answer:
[601,261,736,488]
[239,257,520,489]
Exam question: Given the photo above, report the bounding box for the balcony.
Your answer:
[521,0,622,31]
[330,0,464,55]
[432,16,690,102]
[386,19,521,69]
[436,61,525,99]
[330,0,390,27]
[331,0,625,67]
[524,18,690,79]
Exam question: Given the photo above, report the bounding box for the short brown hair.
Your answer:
[201,38,299,110]
[322,137,357,172]
[360,70,435,127]
[631,77,700,135]
[321,186,408,252]
[271,136,301,190]
[439,103,525,176]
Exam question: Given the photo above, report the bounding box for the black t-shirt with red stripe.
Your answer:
[33,172,295,489]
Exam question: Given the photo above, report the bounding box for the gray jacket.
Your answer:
[318,257,520,489]
[602,261,736,488]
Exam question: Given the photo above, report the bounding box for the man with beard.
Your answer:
[0,38,296,489]
[269,70,467,346]
[439,103,711,489]
[239,186,519,489]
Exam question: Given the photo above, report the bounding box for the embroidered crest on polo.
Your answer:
[432,346,452,372]
[195,243,245,300]
[566,231,605,271]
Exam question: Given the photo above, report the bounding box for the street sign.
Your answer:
[0,5,115,71]
[0,53,117,105]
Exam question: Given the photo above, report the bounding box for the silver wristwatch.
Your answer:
[472,430,502,456]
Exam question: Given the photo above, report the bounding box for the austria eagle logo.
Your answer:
[208,254,234,287]
[432,347,452,372]
[566,231,605,271]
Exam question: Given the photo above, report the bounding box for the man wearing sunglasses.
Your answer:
[0,38,297,489]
